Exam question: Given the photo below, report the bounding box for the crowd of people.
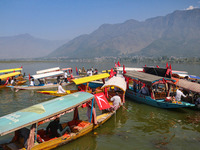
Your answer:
[78,66,98,76]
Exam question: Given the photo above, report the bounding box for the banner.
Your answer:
[94,92,111,110]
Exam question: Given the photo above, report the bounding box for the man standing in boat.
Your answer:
[64,71,68,83]
[175,87,187,101]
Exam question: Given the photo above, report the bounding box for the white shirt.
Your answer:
[11,80,14,84]
[30,80,35,86]
[88,70,93,76]
[175,89,186,101]
[64,72,68,78]
[110,95,121,110]
[58,85,66,93]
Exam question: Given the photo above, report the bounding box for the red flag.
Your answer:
[29,74,31,83]
[94,93,111,110]
[109,68,114,78]
[104,87,108,98]
[166,62,168,68]
[166,64,172,76]
[115,63,118,67]
[156,65,159,68]
[4,77,9,85]
[21,66,23,68]
[123,65,127,74]
[13,70,15,72]
[117,61,121,67]
[76,67,79,75]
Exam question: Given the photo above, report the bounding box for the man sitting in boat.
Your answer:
[110,92,122,111]
[138,83,150,96]
[12,127,30,149]
[11,78,17,86]
[46,118,71,138]
[175,88,187,101]
[57,82,66,93]
[30,78,35,86]
[195,95,200,109]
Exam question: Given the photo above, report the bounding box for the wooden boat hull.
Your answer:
[37,90,78,96]
[31,111,116,150]
[126,89,195,108]
[7,82,71,90]
[2,111,117,150]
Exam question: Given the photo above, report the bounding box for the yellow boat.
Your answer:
[0,72,26,88]
[37,90,78,97]
[0,91,123,150]
[37,73,110,97]
[0,68,22,74]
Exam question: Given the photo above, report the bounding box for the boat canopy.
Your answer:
[124,71,175,86]
[72,73,110,85]
[101,76,127,92]
[32,71,64,79]
[36,67,60,74]
[0,92,94,136]
[189,75,200,80]
[0,72,21,80]
[62,68,72,71]
[114,67,143,72]
[102,70,111,73]
[173,78,200,93]
[0,68,22,74]
[143,66,171,78]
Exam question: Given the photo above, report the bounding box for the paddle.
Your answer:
[122,105,131,112]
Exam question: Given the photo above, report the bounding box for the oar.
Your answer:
[122,105,131,112]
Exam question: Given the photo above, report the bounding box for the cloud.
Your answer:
[186,5,197,10]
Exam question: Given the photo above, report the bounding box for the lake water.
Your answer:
[0,61,200,150]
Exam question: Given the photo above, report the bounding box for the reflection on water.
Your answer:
[0,61,200,149]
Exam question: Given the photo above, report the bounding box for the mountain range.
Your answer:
[1,9,200,59]
[0,34,66,59]
[48,8,200,58]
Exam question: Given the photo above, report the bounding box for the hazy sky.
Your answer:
[0,0,200,40]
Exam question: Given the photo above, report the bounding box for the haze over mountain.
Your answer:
[0,34,66,59]
[48,8,200,58]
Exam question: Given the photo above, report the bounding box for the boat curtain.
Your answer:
[27,123,36,150]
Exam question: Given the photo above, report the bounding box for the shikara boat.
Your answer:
[0,67,23,74]
[124,71,195,108]
[7,71,69,90]
[37,73,110,97]
[101,76,127,103]
[172,77,200,108]
[114,67,143,74]
[0,72,26,88]
[0,89,124,150]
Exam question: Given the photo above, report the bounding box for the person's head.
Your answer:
[115,91,119,95]
[55,118,60,123]
[179,87,183,91]
[59,81,62,85]
[32,78,34,81]
[184,76,189,80]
